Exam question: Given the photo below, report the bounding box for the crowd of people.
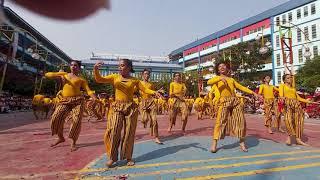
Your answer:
[0,92,32,113]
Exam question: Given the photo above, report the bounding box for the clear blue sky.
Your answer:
[6,0,289,59]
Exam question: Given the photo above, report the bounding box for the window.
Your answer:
[311,3,316,15]
[282,14,286,24]
[304,6,308,17]
[277,71,281,84]
[304,26,309,40]
[312,24,317,39]
[298,49,303,63]
[297,29,302,42]
[276,54,281,66]
[276,17,280,26]
[276,35,280,47]
[288,12,293,22]
[297,9,301,19]
[314,46,318,56]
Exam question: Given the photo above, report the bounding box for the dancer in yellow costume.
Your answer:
[157,98,165,115]
[279,65,319,146]
[45,60,96,151]
[86,96,103,121]
[94,59,161,167]
[209,85,220,119]
[43,97,52,119]
[100,93,109,119]
[203,94,211,115]
[163,96,170,114]
[139,69,162,144]
[207,62,260,153]
[32,94,45,120]
[194,93,205,120]
[188,96,195,114]
[258,75,284,134]
[168,73,189,133]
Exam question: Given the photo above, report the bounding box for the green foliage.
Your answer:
[296,56,320,93]
[214,41,270,81]
[240,79,256,90]
[153,74,171,95]
[39,78,56,95]
[184,71,200,97]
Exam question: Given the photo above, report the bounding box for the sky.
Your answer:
[6,0,289,59]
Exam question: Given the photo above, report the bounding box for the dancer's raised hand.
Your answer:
[94,61,104,70]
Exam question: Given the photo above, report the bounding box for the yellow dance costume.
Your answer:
[169,82,188,130]
[94,72,156,162]
[279,82,310,139]
[207,76,254,140]
[258,84,281,129]
[45,72,94,143]
[139,81,159,137]
[194,97,205,120]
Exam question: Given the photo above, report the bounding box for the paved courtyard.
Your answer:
[1,112,320,179]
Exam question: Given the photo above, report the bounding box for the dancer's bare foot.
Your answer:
[50,138,65,147]
[127,160,135,166]
[286,136,292,146]
[106,160,114,168]
[154,138,163,144]
[210,140,218,153]
[296,139,310,146]
[239,142,248,152]
[268,127,273,134]
[70,144,78,152]
[278,128,285,133]
[182,130,187,135]
[96,118,103,122]
[167,127,172,132]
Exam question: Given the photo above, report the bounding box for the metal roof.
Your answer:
[81,59,183,69]
[4,7,73,63]
[169,0,316,57]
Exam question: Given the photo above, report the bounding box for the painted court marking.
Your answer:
[77,136,320,179]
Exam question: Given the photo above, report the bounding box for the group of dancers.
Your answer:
[35,58,319,167]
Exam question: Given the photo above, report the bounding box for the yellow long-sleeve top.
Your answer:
[279,83,311,103]
[52,97,59,104]
[94,71,155,102]
[45,72,95,97]
[43,97,52,105]
[32,94,44,105]
[204,95,209,103]
[207,76,254,97]
[101,98,108,106]
[258,84,279,99]
[133,97,140,105]
[169,82,186,98]
[209,85,221,105]
[194,97,205,106]
[168,98,175,107]
[158,98,165,105]
[189,98,195,105]
[139,81,154,99]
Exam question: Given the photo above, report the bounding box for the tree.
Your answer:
[153,75,171,95]
[214,41,270,82]
[296,56,320,93]
[183,71,200,97]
